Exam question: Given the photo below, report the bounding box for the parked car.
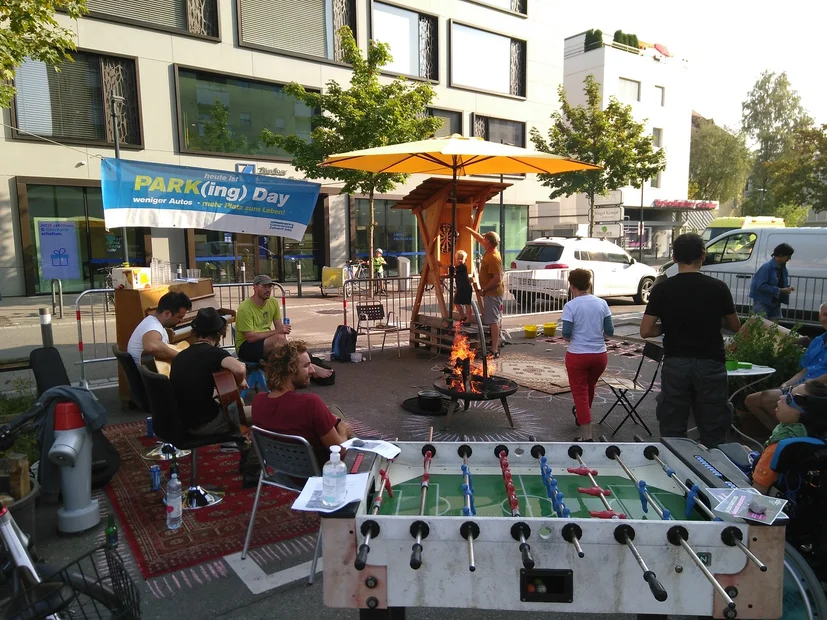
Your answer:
[507,237,658,306]
[661,227,827,324]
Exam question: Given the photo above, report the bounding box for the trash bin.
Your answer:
[397,257,411,291]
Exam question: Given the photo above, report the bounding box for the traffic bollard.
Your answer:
[40,307,54,348]
[296,261,303,298]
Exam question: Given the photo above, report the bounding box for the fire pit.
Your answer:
[432,328,518,429]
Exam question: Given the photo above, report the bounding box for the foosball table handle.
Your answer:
[519,542,535,570]
[643,570,668,602]
[355,543,371,571]
[410,543,423,570]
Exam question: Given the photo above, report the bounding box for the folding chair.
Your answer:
[598,341,663,436]
[241,427,322,584]
[29,347,70,396]
[355,301,401,361]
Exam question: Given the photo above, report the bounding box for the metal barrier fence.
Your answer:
[73,281,288,387]
[704,270,826,325]
[340,271,571,331]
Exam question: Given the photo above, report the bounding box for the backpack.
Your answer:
[331,325,358,362]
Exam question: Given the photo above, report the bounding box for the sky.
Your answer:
[563,0,827,130]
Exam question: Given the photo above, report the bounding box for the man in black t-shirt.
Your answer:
[170,308,251,435]
[640,233,742,447]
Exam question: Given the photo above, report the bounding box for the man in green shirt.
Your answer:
[236,275,332,377]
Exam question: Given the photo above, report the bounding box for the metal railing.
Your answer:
[501,270,569,317]
[73,281,288,387]
[704,270,826,325]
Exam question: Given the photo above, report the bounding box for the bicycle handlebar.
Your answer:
[0,403,45,451]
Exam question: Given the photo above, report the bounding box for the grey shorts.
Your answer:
[483,296,502,324]
[191,401,250,436]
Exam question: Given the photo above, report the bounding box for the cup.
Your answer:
[725,360,739,371]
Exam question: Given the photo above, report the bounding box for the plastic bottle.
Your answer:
[322,445,347,507]
[105,514,119,547]
[167,473,182,530]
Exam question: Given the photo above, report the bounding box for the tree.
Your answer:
[199,100,258,155]
[530,74,666,236]
[688,119,752,204]
[260,27,441,289]
[1,0,87,109]
[741,71,812,215]
[765,124,827,215]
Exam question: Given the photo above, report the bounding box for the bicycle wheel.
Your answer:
[782,543,827,619]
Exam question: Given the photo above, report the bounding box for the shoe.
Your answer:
[571,405,581,427]
[242,471,260,489]
[572,437,594,442]
[492,351,500,359]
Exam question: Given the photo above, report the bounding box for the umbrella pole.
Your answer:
[449,164,456,320]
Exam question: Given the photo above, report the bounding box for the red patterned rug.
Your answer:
[103,421,319,579]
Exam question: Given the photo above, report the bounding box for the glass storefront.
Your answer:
[24,184,146,294]
[354,199,528,274]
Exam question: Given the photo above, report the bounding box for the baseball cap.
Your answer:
[253,274,275,286]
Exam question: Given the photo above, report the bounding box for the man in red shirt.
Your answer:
[252,340,353,469]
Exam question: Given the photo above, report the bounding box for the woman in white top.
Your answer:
[561,269,614,441]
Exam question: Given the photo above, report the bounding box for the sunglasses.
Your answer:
[785,391,807,414]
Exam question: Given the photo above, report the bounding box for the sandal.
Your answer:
[571,405,581,427]
[572,437,594,442]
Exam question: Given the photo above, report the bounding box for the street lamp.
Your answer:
[756,187,768,216]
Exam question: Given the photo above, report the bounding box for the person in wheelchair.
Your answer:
[752,378,827,493]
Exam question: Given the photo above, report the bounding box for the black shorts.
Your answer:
[455,288,472,304]
[238,339,265,364]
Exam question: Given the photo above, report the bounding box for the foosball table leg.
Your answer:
[359,608,406,620]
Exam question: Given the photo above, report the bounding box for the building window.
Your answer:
[176,67,314,158]
[655,85,665,106]
[467,0,527,15]
[13,52,141,146]
[617,77,640,102]
[238,0,356,62]
[650,172,662,189]
[373,3,438,80]
[652,127,663,148]
[472,114,525,147]
[478,204,529,266]
[84,0,218,37]
[450,23,526,97]
[429,109,462,137]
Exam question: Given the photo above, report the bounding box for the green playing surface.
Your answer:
[379,473,701,520]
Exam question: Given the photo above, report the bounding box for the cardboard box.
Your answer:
[112,267,152,290]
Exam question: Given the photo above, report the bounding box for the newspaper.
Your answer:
[342,438,401,460]
[291,473,370,513]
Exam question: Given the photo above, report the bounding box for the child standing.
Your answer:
[373,248,387,294]
[454,250,473,322]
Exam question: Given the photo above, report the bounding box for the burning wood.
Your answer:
[447,326,496,394]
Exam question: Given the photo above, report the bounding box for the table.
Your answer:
[727,365,776,449]
[322,438,785,619]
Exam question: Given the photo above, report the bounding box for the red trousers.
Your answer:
[565,351,608,426]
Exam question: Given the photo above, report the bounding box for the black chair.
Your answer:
[355,301,402,360]
[29,347,71,396]
[112,346,150,412]
[598,341,664,436]
[139,365,244,509]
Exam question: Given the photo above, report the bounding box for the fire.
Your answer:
[447,325,496,393]
[450,328,476,375]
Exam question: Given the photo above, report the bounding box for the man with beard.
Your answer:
[252,340,352,469]
[127,291,192,366]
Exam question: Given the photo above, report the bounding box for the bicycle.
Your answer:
[0,406,141,619]
[343,260,371,297]
[95,266,116,311]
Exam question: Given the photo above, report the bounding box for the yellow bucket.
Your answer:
[543,322,557,337]
[524,325,538,338]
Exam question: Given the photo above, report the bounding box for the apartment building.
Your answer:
[537,30,699,261]
[0,0,566,297]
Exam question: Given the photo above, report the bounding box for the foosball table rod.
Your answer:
[460,521,480,572]
[721,526,768,572]
[605,445,670,520]
[561,522,585,558]
[355,460,396,570]
[567,445,613,513]
[643,445,719,521]
[615,524,668,602]
[668,525,737,614]
[410,443,436,570]
[495,445,535,569]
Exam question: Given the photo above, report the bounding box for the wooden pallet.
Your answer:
[409,314,489,353]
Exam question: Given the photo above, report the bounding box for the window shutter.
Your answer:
[86,0,187,30]
[239,0,328,58]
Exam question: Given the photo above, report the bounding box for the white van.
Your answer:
[662,227,827,323]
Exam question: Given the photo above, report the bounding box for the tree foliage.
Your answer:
[198,100,259,155]
[1,0,87,109]
[688,119,752,204]
[765,124,827,215]
[260,27,441,271]
[530,74,666,235]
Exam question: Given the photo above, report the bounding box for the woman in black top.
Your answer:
[454,250,473,322]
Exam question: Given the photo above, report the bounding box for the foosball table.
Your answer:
[323,438,785,619]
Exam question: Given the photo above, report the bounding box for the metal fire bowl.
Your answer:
[432,375,518,401]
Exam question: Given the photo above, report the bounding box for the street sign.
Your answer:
[594,190,623,206]
[595,223,623,238]
[594,206,624,222]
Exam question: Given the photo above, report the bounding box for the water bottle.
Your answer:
[166,473,182,530]
[322,445,347,507]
